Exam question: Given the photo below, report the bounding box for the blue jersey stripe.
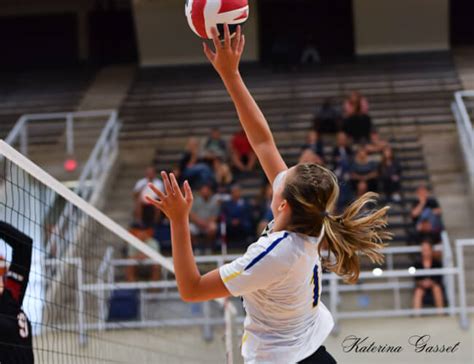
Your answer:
[244,232,289,271]
[312,264,320,307]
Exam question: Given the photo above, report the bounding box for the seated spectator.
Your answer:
[350,146,379,193]
[203,127,227,160]
[300,34,321,65]
[379,146,402,202]
[126,224,161,283]
[179,137,201,174]
[342,92,372,144]
[221,185,253,246]
[299,148,324,165]
[411,185,443,227]
[412,241,444,313]
[332,132,353,168]
[180,137,215,188]
[231,128,257,174]
[133,167,164,227]
[213,156,233,194]
[416,209,443,244]
[302,130,324,161]
[366,131,390,161]
[313,98,342,134]
[190,184,220,254]
[256,183,274,235]
[343,91,369,117]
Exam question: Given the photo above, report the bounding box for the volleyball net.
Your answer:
[0,140,237,363]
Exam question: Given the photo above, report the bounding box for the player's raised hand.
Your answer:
[203,24,245,79]
[146,172,193,221]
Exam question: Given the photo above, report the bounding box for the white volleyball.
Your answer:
[185,0,249,39]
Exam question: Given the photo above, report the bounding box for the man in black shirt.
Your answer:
[411,185,442,225]
[0,221,34,364]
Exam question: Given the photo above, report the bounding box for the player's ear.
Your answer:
[278,199,288,213]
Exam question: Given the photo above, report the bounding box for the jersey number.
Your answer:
[311,265,320,308]
[17,313,29,338]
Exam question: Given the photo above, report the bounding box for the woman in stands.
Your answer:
[147,25,390,364]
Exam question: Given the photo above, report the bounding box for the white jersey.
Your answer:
[220,230,334,364]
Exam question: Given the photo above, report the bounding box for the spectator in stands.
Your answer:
[301,130,324,162]
[342,91,373,144]
[213,156,233,194]
[412,241,444,313]
[343,91,369,117]
[299,148,324,165]
[126,224,161,283]
[203,127,228,160]
[411,185,443,227]
[313,98,342,134]
[179,137,201,174]
[350,146,379,193]
[180,137,215,188]
[190,183,220,254]
[221,185,252,246]
[332,132,353,167]
[379,146,402,202]
[231,128,257,174]
[366,131,390,160]
[300,34,321,65]
[256,183,274,235]
[133,166,164,227]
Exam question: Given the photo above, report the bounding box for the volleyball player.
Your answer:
[0,221,34,364]
[147,25,390,363]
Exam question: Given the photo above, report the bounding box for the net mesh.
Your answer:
[0,142,229,363]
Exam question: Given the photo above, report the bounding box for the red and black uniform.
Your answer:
[0,221,34,364]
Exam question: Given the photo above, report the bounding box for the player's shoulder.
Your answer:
[254,231,304,263]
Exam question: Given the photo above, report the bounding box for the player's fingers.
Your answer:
[169,173,183,198]
[211,27,221,50]
[145,195,163,209]
[203,42,216,62]
[233,25,241,52]
[161,171,175,195]
[223,23,231,49]
[148,183,166,201]
[183,180,194,203]
[238,34,246,54]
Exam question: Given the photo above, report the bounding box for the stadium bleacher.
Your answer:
[0,67,95,143]
[114,53,461,265]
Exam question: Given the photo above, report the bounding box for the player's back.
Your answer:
[220,231,334,363]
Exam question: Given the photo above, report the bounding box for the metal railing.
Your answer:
[452,91,474,195]
[4,110,120,202]
[78,238,473,335]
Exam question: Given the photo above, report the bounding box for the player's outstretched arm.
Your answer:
[147,173,230,302]
[203,24,287,185]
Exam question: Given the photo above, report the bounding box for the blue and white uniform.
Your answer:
[219,228,334,363]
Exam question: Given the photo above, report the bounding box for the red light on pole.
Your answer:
[64,158,78,172]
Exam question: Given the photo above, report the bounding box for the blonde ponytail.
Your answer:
[321,192,391,284]
[282,164,391,285]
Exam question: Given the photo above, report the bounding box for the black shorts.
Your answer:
[298,346,337,364]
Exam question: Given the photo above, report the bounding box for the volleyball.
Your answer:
[185,0,249,39]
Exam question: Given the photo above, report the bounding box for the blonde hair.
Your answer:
[282,164,391,284]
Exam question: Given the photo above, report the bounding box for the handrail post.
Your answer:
[455,240,469,330]
[20,123,28,156]
[66,113,74,156]
[441,231,456,316]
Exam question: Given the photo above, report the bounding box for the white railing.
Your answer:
[452,91,474,195]
[4,110,120,204]
[80,238,473,334]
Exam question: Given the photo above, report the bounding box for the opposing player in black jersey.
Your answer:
[0,221,34,364]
